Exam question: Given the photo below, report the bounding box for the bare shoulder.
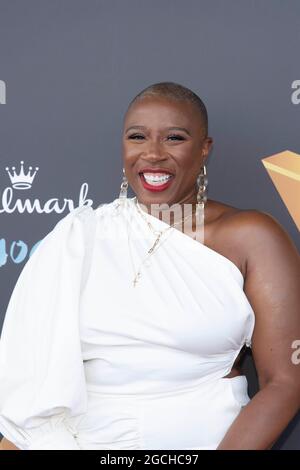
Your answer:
[207,199,300,279]
[224,206,298,255]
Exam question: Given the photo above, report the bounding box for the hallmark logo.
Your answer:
[291,80,300,104]
[0,160,94,267]
[0,160,93,214]
[0,80,6,104]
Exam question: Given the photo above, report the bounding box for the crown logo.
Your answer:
[6,161,39,189]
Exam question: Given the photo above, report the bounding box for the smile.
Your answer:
[139,172,175,192]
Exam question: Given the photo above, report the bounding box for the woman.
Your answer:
[0,82,300,450]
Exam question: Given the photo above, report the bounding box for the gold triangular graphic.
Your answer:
[262,150,300,231]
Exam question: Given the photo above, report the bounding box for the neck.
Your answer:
[135,191,198,211]
[134,194,205,229]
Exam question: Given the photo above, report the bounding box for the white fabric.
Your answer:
[0,197,255,450]
[0,204,96,450]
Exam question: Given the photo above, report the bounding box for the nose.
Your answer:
[141,140,168,163]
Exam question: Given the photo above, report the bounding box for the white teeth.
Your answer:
[142,173,173,185]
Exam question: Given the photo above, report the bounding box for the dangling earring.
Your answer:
[195,165,208,244]
[119,167,128,199]
[196,165,208,209]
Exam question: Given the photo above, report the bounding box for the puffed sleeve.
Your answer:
[0,204,97,450]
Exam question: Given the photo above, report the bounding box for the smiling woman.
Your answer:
[122,83,212,210]
[0,82,300,450]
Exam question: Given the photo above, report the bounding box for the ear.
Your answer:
[201,136,213,165]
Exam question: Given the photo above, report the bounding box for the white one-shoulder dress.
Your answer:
[0,197,255,450]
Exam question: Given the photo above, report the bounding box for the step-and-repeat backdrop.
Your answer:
[0,0,299,449]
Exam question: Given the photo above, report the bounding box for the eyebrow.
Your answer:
[125,125,191,136]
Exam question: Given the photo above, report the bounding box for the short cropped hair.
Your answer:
[125,81,208,137]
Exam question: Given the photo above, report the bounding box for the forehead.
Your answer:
[124,96,203,130]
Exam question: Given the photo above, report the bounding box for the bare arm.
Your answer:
[0,437,20,450]
[217,211,300,450]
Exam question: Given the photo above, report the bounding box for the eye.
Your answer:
[128,134,145,140]
[167,134,185,141]
[127,133,186,141]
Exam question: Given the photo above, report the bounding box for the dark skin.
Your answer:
[1,96,300,451]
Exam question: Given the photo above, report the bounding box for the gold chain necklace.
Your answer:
[128,197,200,287]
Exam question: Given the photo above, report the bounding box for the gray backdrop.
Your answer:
[0,0,299,449]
